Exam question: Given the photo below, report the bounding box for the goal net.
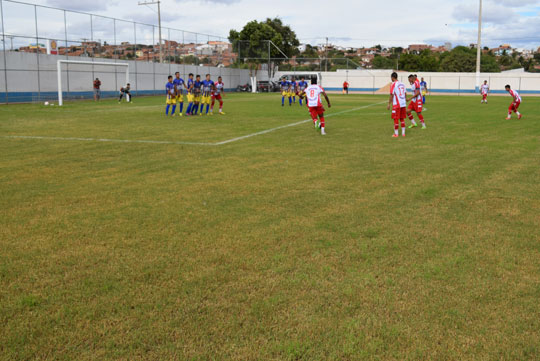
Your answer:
[57,60,129,106]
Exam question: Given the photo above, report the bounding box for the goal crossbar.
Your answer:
[57,60,129,106]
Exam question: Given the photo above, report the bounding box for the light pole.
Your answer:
[325,37,328,72]
[138,0,162,63]
[475,0,482,91]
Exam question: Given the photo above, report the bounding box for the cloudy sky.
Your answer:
[2,0,540,49]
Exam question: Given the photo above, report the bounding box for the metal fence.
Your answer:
[272,70,540,95]
[0,0,256,103]
[0,0,231,65]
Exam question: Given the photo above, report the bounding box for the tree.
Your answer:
[439,46,476,72]
[264,18,300,60]
[298,44,319,62]
[182,55,200,65]
[480,54,500,72]
[394,50,440,72]
[229,17,299,77]
[372,55,395,69]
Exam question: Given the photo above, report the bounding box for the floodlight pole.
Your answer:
[325,37,328,72]
[475,0,482,92]
[138,0,162,63]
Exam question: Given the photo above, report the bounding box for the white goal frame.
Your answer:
[57,60,129,106]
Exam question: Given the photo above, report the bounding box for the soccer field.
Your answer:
[1,93,539,360]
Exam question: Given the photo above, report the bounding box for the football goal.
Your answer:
[57,60,129,106]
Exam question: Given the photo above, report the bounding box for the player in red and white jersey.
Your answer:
[505,84,522,119]
[406,74,426,129]
[388,72,407,138]
[305,78,331,135]
[210,76,225,115]
[480,80,490,104]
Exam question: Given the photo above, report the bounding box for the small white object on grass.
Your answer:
[44,101,49,106]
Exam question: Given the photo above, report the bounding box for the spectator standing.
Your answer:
[343,80,349,95]
[93,78,101,101]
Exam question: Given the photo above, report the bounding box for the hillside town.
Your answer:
[12,39,540,72]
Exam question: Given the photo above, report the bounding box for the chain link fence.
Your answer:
[0,0,251,103]
[0,0,232,64]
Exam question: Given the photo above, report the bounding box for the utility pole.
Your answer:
[4,35,14,51]
[325,37,328,72]
[475,0,482,92]
[268,40,271,78]
[138,0,162,63]
[81,38,89,56]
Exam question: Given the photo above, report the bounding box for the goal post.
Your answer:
[57,60,129,106]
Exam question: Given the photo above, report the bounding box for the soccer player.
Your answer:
[201,74,214,115]
[173,72,185,116]
[297,76,308,106]
[290,77,297,103]
[406,74,426,129]
[193,75,202,115]
[505,85,522,119]
[388,72,407,138]
[165,75,176,116]
[480,80,490,104]
[420,77,428,104]
[280,77,290,106]
[211,76,226,115]
[343,80,349,95]
[186,73,195,115]
[118,83,131,103]
[305,78,331,135]
[93,78,101,101]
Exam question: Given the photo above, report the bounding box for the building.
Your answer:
[491,44,512,56]
[408,44,430,54]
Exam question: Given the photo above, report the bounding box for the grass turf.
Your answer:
[1,93,539,360]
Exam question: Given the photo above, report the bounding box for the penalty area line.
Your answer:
[1,101,387,147]
[0,135,214,146]
[214,100,387,145]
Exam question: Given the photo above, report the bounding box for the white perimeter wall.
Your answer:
[273,69,540,94]
[0,51,251,102]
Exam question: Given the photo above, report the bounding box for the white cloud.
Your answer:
[45,0,112,11]
[487,0,540,6]
[453,2,517,24]
[5,0,540,49]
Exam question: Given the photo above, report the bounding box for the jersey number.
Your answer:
[310,90,315,97]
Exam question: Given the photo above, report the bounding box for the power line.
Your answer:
[138,0,162,63]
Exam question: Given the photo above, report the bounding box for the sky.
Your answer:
[2,0,540,49]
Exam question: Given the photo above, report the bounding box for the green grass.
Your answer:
[1,93,539,360]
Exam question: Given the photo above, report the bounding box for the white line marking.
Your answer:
[1,135,213,146]
[1,101,386,147]
[214,101,386,145]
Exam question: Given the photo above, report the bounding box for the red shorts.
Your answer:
[509,101,520,111]
[309,105,325,119]
[212,94,222,101]
[407,99,423,113]
[392,106,407,120]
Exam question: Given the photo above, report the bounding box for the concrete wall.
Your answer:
[274,69,540,95]
[0,51,251,103]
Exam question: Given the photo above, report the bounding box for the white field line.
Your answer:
[214,101,387,145]
[1,101,386,147]
[1,135,214,146]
